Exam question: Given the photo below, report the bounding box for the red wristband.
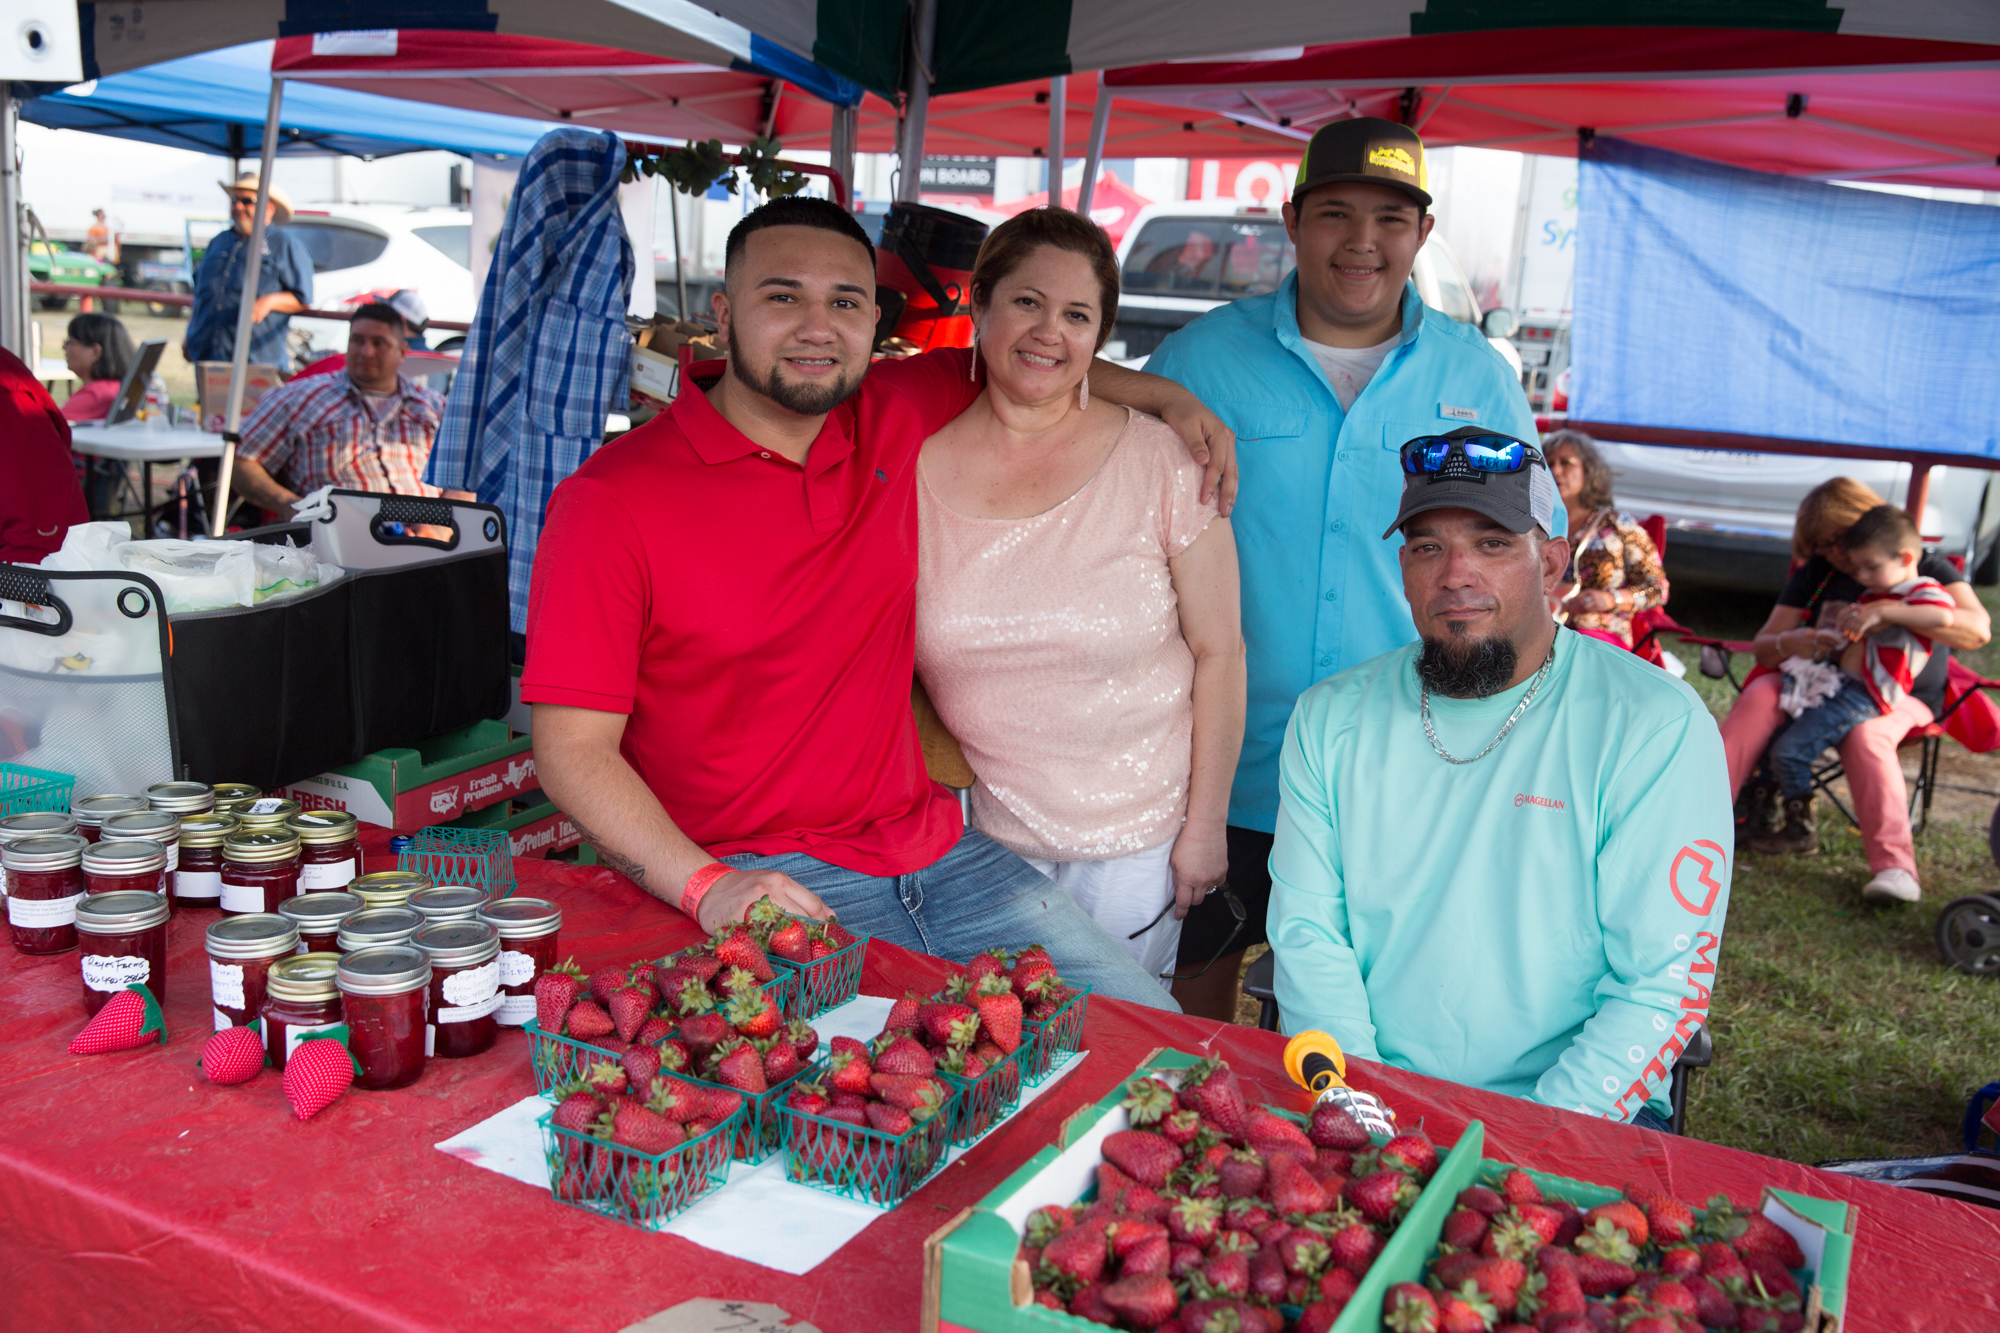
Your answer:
[679,862,732,923]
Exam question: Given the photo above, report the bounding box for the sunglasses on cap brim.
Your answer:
[1400,433,1543,475]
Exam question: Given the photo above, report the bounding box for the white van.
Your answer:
[282,204,476,356]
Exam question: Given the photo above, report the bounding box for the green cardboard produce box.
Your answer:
[280,720,537,832]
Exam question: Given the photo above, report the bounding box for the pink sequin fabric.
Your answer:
[916,408,1219,861]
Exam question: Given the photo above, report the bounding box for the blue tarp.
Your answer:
[21,42,554,159]
[1572,136,2000,462]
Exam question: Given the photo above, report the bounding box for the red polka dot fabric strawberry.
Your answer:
[69,984,166,1055]
[200,1020,267,1085]
[284,1035,361,1121]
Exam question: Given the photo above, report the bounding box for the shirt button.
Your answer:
[1329,520,1344,532]
[1319,654,1333,667]
[760,451,771,459]
[1337,450,1351,461]
[1324,589,1338,601]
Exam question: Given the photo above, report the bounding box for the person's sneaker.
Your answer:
[1862,868,1922,903]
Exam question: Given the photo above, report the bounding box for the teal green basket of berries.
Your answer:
[779,1049,956,1209]
[872,964,1034,1144]
[537,1072,742,1229]
[660,927,803,1022]
[936,1041,1027,1145]
[1006,945,1090,1083]
[685,1022,819,1164]
[746,897,868,1018]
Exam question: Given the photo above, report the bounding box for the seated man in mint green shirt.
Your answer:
[1268,429,1731,1127]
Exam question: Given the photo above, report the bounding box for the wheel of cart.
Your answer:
[1935,889,2000,975]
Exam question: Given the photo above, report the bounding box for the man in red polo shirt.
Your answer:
[523,197,1235,1006]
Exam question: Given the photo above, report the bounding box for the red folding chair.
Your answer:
[1625,515,1759,685]
[1808,661,2000,838]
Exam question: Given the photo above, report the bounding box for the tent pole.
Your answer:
[212,77,284,538]
[829,104,857,208]
[1047,75,1066,201]
[0,91,23,362]
[670,183,687,322]
[1077,75,1112,216]
[1906,463,1931,529]
[895,0,936,203]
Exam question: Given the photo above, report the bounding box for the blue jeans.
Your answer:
[720,827,1180,1011]
[1768,675,1879,798]
[1631,1105,1677,1135]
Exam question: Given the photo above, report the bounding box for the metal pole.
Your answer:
[896,0,937,203]
[670,183,687,321]
[1906,462,1932,529]
[1047,75,1067,203]
[1,92,23,361]
[829,103,858,208]
[213,78,284,537]
[1077,75,1112,216]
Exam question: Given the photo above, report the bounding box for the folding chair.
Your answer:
[1626,515,1759,684]
[1806,664,2000,838]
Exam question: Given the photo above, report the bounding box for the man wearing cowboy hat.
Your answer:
[184,173,315,371]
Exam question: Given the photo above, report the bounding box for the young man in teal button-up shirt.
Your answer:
[1146,118,1548,1018]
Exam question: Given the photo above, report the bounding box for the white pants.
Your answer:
[1024,839,1181,993]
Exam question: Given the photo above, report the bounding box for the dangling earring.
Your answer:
[1077,374,1089,410]
[968,329,979,381]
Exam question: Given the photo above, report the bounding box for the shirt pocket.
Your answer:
[1212,402,1308,447]
[526,298,628,437]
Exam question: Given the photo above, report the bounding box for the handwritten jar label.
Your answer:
[209,959,246,1009]
[82,954,150,991]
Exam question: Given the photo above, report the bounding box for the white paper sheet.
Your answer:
[434,994,1086,1275]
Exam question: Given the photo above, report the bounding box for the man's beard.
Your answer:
[727,327,863,417]
[1417,632,1519,699]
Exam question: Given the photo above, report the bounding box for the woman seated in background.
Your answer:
[1543,428,1669,648]
[59,312,136,423]
[1722,477,1989,901]
[915,208,1246,990]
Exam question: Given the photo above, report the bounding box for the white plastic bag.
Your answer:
[36,523,345,614]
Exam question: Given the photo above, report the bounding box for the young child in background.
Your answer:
[1764,504,1956,868]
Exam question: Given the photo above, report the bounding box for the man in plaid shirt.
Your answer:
[233,302,470,514]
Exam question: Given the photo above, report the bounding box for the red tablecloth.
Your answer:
[4,860,1996,1331]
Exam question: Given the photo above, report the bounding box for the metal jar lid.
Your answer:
[222,830,301,864]
[70,794,149,829]
[336,944,432,996]
[176,812,241,849]
[0,812,78,844]
[205,912,302,959]
[407,885,488,922]
[209,783,263,807]
[350,869,431,909]
[75,889,171,934]
[266,952,343,1002]
[335,907,425,951]
[413,919,500,968]
[146,781,215,814]
[102,810,181,845]
[232,798,303,832]
[278,891,365,933]
[0,833,87,871]
[81,838,169,876]
[477,896,562,940]
[286,809,359,845]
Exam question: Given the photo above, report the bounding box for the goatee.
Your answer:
[1417,633,1519,699]
[727,327,863,417]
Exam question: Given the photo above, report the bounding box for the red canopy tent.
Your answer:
[995,173,1153,244]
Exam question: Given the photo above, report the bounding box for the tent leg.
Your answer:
[1906,462,1931,529]
[895,0,936,203]
[670,185,687,322]
[1,93,23,361]
[1077,76,1112,216]
[1047,75,1067,198]
[829,104,857,208]
[213,77,284,537]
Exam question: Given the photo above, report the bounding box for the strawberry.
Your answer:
[607,983,652,1043]
[199,1023,265,1084]
[1517,1260,1585,1322]
[785,1018,819,1063]
[1068,1283,1120,1325]
[1648,1279,1700,1317]
[712,1039,768,1093]
[1732,1214,1807,1270]
[677,1011,731,1064]
[1010,948,1060,1002]
[657,1038,691,1073]
[702,1086,744,1122]
[1201,1248,1250,1296]
[1345,1169,1416,1225]
[1442,1207,1489,1250]
[864,1101,914,1135]
[872,1034,936,1076]
[785,1079,831,1117]
[1582,1199,1649,1248]
[1742,1251,1801,1300]
[1383,1282,1439,1333]
[869,1073,947,1119]
[827,1049,875,1097]
[587,964,628,1006]
[1479,1216,1545,1262]
[621,1044,662,1098]
[820,918,857,950]
[1379,1127,1439,1181]
[1160,1108,1203,1148]
[650,1077,707,1122]
[551,1083,605,1132]
[534,959,586,1031]
[564,999,615,1041]
[1167,1196,1221,1248]
[1025,1204,1074,1249]
[1464,1256,1526,1314]
[635,1014,674,1046]
[676,952,724,984]
[1103,1129,1183,1189]
[1575,1215,1641,1265]
[1660,1245,1702,1278]
[963,948,1010,989]
[1176,1059,1250,1140]
[761,1038,803,1084]
[1499,1169,1543,1206]
[1297,1300,1345,1333]
[1265,1152,1330,1215]
[601,1100,684,1156]
[1120,1233,1173,1278]
[1626,1184,1697,1245]
[1039,1224,1107,1286]
[1319,1265,1360,1305]
[918,999,979,1049]
[724,986,781,1041]
[1329,1219,1380,1276]
[1277,1228,1331,1278]
[1217,1150,1267,1199]
[767,917,811,964]
[1100,1273,1178,1329]
[1308,1098,1373,1150]
[710,925,776,983]
[1569,1251,1637,1297]
[1680,1274,1737,1328]
[883,990,924,1034]
[971,973,1024,1054]
[1246,1108,1316,1158]
[282,1036,356,1120]
[1435,1285,1497,1333]
[1457,1185,1507,1216]
[68,985,166,1054]
[1247,1247,1288,1301]
[937,1045,987,1079]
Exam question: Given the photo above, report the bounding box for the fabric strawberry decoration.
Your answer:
[200,1020,266,1085]
[69,984,166,1054]
[283,1035,360,1121]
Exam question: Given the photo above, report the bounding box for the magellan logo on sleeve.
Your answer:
[1368,146,1417,177]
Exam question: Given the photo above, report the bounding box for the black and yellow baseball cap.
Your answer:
[1292,118,1431,209]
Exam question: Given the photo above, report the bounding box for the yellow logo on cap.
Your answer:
[1369,145,1416,176]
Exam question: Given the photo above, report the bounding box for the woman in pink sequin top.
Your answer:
[916,210,1245,989]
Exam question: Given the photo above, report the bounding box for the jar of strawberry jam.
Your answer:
[4,834,88,954]
[336,907,424,953]
[286,809,361,891]
[205,913,301,1030]
[232,797,302,835]
[413,920,501,1058]
[477,897,562,1027]
[408,885,487,924]
[101,810,181,885]
[75,890,170,1014]
[338,945,431,1089]
[350,870,430,911]
[220,830,301,916]
[0,813,76,899]
[279,892,365,953]
[82,839,169,900]
[69,794,148,844]
[147,781,215,817]
[261,953,345,1071]
[171,813,239,911]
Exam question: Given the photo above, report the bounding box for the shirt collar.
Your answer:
[1275,269,1426,355]
[669,375,855,471]
[344,370,413,405]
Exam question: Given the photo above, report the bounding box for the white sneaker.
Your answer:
[1862,868,1922,903]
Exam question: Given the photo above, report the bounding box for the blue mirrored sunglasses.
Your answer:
[1400,433,1543,474]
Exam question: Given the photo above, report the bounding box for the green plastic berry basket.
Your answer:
[399,824,515,900]
[0,763,74,818]
[659,942,804,1023]
[768,931,870,1018]
[536,1102,740,1230]
[936,1042,1028,1147]
[778,1077,957,1211]
[685,1064,811,1164]
[523,1019,628,1096]
[1019,984,1091,1085]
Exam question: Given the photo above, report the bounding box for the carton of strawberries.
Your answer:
[538,1055,742,1228]
[779,1031,959,1209]
[742,897,868,1015]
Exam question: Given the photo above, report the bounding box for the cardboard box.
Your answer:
[448,797,585,860]
[194,361,282,433]
[280,720,537,832]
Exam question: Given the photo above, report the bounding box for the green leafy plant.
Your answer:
[622,135,807,199]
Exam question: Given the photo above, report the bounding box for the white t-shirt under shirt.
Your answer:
[1302,333,1399,411]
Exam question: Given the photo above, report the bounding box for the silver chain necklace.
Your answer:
[1421,647,1556,764]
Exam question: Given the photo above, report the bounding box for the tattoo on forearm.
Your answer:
[567,812,649,890]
